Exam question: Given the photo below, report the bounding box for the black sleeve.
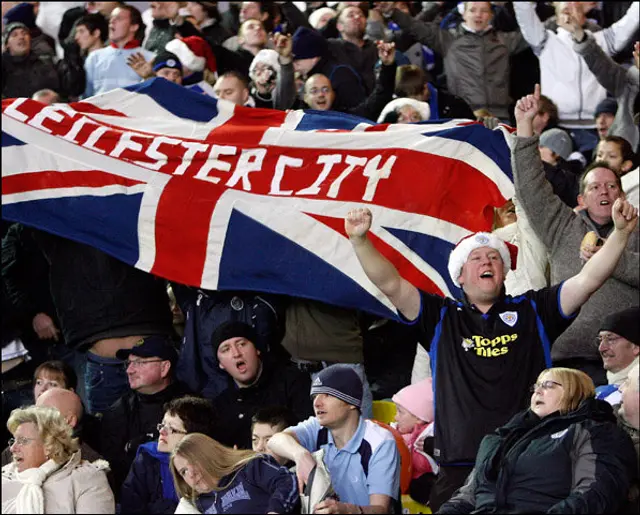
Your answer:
[287,369,314,422]
[398,291,447,351]
[279,1,311,33]
[330,66,368,111]
[525,283,577,345]
[175,20,201,39]
[100,404,130,496]
[120,454,151,514]
[347,62,397,121]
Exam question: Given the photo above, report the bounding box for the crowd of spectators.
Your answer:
[1,1,639,514]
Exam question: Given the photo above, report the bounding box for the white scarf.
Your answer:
[2,459,61,514]
[607,357,639,386]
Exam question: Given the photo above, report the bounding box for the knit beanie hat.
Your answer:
[2,21,28,48]
[594,97,618,118]
[249,49,281,80]
[392,378,434,422]
[153,50,183,73]
[210,321,258,351]
[3,3,36,29]
[308,7,337,29]
[539,128,573,161]
[292,26,328,60]
[310,364,363,408]
[166,36,217,73]
[377,98,431,123]
[448,232,518,287]
[600,307,640,345]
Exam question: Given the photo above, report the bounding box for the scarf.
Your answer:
[607,357,639,386]
[137,441,179,502]
[3,459,62,514]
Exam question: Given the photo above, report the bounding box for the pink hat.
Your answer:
[447,232,518,287]
[392,378,434,423]
[166,36,217,74]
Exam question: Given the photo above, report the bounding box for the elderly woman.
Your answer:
[120,396,219,514]
[377,97,431,124]
[439,367,637,514]
[171,433,299,514]
[1,405,114,514]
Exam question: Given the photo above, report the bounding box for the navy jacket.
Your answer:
[195,455,299,514]
[439,398,638,514]
[120,441,178,514]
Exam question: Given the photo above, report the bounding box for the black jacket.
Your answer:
[213,358,313,449]
[328,39,378,95]
[440,398,638,514]
[2,51,60,99]
[144,18,200,54]
[100,381,191,495]
[345,61,396,121]
[31,231,173,351]
[308,55,367,112]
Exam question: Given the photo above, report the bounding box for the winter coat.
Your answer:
[31,230,173,352]
[389,8,528,120]
[143,18,200,54]
[327,38,378,95]
[439,398,638,514]
[1,51,61,99]
[200,19,232,48]
[307,55,367,112]
[100,381,191,496]
[573,33,639,151]
[213,358,314,449]
[1,451,114,514]
[511,134,639,362]
[513,2,639,128]
[120,441,178,514]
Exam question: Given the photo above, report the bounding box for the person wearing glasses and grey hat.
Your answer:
[120,395,219,514]
[99,335,191,498]
[440,367,637,514]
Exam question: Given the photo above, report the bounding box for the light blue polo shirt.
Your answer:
[289,416,400,506]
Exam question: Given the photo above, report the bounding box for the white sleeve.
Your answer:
[594,1,640,55]
[512,2,550,55]
[411,343,431,383]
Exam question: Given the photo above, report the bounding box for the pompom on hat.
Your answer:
[166,36,216,74]
[448,232,518,287]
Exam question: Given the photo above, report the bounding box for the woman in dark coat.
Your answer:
[439,367,638,514]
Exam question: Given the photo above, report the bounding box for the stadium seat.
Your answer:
[372,400,397,424]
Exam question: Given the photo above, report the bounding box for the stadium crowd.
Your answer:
[1,1,639,513]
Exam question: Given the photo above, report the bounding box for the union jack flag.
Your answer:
[1,78,514,319]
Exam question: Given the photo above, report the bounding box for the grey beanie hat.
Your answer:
[539,128,573,160]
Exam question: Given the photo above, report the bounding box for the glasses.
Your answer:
[530,380,563,392]
[308,87,331,95]
[124,359,165,370]
[157,422,187,436]
[596,335,622,346]
[8,437,36,447]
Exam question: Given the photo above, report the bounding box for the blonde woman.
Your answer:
[171,433,298,514]
[2,405,114,514]
[440,368,637,514]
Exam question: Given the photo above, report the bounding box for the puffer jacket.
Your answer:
[389,8,528,120]
[513,1,639,128]
[439,398,638,514]
[1,51,61,99]
[1,451,114,514]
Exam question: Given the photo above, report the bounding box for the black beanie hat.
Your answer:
[310,364,363,408]
[292,26,328,60]
[211,321,258,351]
[600,307,640,345]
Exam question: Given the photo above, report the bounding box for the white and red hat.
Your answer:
[165,36,217,74]
[447,232,518,287]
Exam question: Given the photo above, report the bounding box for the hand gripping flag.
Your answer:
[1,78,515,319]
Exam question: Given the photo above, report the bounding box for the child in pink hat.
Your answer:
[392,378,438,503]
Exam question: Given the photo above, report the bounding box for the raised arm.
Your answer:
[597,1,640,55]
[389,7,452,56]
[559,198,638,316]
[273,32,297,110]
[345,208,421,320]
[512,2,550,55]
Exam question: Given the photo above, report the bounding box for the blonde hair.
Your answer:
[7,406,79,464]
[537,367,595,414]
[170,433,260,501]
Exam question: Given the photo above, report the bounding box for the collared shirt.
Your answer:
[289,416,399,506]
[83,45,155,98]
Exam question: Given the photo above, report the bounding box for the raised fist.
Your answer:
[345,208,373,240]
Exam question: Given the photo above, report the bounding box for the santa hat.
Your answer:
[377,98,431,123]
[392,378,434,423]
[165,36,216,74]
[447,232,518,287]
[249,49,281,79]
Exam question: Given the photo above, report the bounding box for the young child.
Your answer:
[392,378,438,504]
[251,405,296,465]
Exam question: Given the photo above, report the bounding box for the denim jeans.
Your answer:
[311,363,373,420]
[85,352,130,415]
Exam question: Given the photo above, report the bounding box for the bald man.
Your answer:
[1,388,102,465]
